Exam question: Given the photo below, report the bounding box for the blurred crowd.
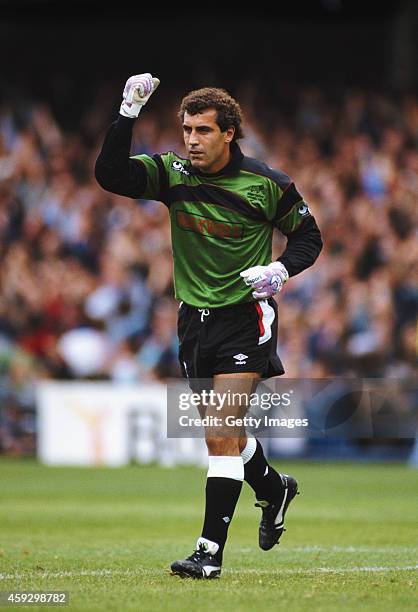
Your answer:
[0,84,417,454]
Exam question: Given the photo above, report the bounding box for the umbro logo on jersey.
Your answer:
[234,353,248,365]
[171,160,190,176]
[298,203,311,216]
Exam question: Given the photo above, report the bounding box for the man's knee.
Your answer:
[205,436,241,456]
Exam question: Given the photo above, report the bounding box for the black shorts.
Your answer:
[178,298,284,388]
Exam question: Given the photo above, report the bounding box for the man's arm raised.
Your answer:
[95,72,160,198]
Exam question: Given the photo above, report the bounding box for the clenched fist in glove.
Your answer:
[120,73,160,118]
[240,261,289,300]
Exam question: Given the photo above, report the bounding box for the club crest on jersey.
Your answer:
[246,184,265,206]
[171,160,190,176]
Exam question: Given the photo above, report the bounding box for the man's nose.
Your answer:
[189,130,199,145]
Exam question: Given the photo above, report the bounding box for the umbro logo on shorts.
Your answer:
[234,353,248,365]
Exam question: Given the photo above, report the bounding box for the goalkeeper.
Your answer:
[95,73,322,579]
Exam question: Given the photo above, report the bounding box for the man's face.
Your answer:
[183,109,234,173]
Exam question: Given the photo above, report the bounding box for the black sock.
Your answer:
[244,439,284,503]
[201,477,243,564]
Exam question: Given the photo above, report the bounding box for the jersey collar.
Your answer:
[188,142,244,177]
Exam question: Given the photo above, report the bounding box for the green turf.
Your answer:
[0,459,417,611]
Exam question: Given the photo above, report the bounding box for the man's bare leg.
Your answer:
[203,373,298,555]
[171,372,298,578]
[198,372,260,566]
[171,372,259,578]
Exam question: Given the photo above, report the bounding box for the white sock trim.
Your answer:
[240,436,257,465]
[207,456,244,481]
[196,537,219,556]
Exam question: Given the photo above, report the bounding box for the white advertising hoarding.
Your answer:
[36,382,207,467]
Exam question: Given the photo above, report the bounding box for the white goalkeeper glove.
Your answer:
[119,73,160,119]
[240,261,289,300]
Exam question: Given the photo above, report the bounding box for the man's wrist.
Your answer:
[117,113,137,125]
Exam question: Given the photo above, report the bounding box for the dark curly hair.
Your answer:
[178,87,244,142]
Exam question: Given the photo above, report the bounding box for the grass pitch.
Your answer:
[0,459,417,611]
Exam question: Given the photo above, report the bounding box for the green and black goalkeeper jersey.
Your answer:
[95,116,322,308]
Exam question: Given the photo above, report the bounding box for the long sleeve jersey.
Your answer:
[95,115,322,308]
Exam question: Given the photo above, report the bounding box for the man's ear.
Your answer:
[225,126,235,143]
